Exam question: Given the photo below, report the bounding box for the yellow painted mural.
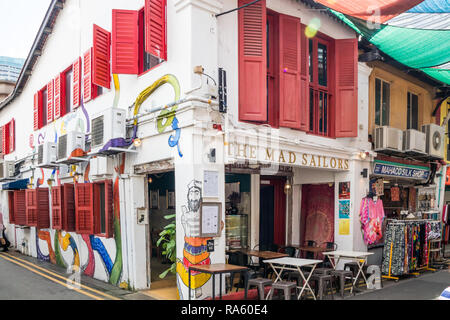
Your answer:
[439,98,450,163]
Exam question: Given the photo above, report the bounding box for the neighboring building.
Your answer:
[0,56,24,102]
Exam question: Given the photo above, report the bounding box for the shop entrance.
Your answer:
[301,184,335,249]
[260,178,286,250]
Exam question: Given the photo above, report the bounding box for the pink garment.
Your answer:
[360,198,385,245]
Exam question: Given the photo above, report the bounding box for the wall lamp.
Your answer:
[360,168,368,178]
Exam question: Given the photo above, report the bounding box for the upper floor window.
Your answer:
[407,92,419,130]
[375,78,390,126]
[64,68,73,114]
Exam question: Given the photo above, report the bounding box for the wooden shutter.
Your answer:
[279,14,302,129]
[112,10,139,74]
[63,184,76,232]
[238,0,267,122]
[26,189,37,227]
[300,24,309,131]
[8,191,15,224]
[14,190,26,226]
[47,80,54,123]
[1,125,7,155]
[105,180,114,238]
[145,0,167,60]
[335,38,358,137]
[33,92,41,130]
[54,74,62,119]
[73,57,82,108]
[83,48,94,103]
[75,183,94,234]
[37,188,50,229]
[93,24,111,89]
[9,119,15,153]
[51,186,63,230]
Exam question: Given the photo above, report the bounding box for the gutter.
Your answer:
[0,0,64,111]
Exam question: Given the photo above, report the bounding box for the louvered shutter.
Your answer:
[279,14,302,129]
[105,180,114,238]
[8,191,15,224]
[145,0,167,60]
[54,74,62,119]
[75,183,94,234]
[83,48,94,103]
[335,38,358,137]
[33,92,41,130]
[1,125,6,155]
[26,189,37,227]
[9,119,15,153]
[93,24,111,89]
[37,188,50,229]
[238,0,267,122]
[112,10,139,74]
[51,186,63,230]
[63,183,76,232]
[300,24,309,131]
[14,190,26,226]
[73,57,82,108]
[47,80,54,123]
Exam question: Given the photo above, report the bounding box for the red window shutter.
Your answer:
[14,190,26,226]
[51,186,63,230]
[238,0,267,122]
[112,10,139,75]
[26,189,38,227]
[9,119,15,153]
[8,191,15,224]
[33,92,41,130]
[105,180,114,238]
[63,184,76,232]
[93,24,111,89]
[145,0,167,60]
[1,125,7,155]
[300,24,309,131]
[36,188,50,229]
[73,57,82,108]
[279,14,302,129]
[47,80,54,123]
[75,183,94,234]
[83,48,94,103]
[54,74,62,119]
[335,38,358,137]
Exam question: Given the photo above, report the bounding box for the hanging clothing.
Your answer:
[359,197,385,245]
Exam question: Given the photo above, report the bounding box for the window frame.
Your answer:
[374,77,391,127]
[92,180,113,238]
[407,91,419,130]
[62,65,73,116]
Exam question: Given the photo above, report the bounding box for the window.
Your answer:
[139,8,163,74]
[1,119,15,155]
[64,68,73,114]
[42,88,48,127]
[407,92,419,130]
[375,78,390,126]
[309,38,330,136]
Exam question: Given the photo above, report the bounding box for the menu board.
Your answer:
[200,202,222,237]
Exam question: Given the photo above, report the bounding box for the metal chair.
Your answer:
[330,269,354,297]
[318,242,338,268]
[247,278,273,300]
[303,240,317,259]
[267,281,297,300]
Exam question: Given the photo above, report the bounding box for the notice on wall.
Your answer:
[200,202,222,237]
[203,170,219,198]
[339,200,350,219]
[339,219,350,235]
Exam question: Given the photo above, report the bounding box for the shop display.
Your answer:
[359,196,385,245]
[225,215,248,249]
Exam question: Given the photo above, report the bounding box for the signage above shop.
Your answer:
[226,142,350,171]
[373,160,430,180]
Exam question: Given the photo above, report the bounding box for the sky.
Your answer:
[0,0,52,59]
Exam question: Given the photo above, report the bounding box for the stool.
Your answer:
[330,270,354,297]
[267,281,296,300]
[309,274,334,300]
[313,268,333,275]
[344,262,367,284]
[247,278,273,300]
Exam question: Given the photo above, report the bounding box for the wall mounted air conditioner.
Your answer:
[57,131,86,162]
[0,160,15,179]
[403,129,426,155]
[422,123,445,159]
[58,163,83,179]
[37,142,57,167]
[90,157,113,176]
[374,126,403,153]
[90,107,127,154]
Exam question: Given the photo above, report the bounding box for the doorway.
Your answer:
[259,178,286,251]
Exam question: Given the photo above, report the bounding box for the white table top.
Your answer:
[262,257,323,267]
[323,250,374,258]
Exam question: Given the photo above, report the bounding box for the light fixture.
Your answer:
[359,151,367,160]
[133,138,142,148]
[360,168,368,178]
[284,180,292,195]
[383,180,390,184]
[148,177,153,184]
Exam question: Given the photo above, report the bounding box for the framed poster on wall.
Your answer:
[200,202,222,237]
[166,190,175,209]
[150,190,159,209]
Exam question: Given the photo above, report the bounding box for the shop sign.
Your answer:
[227,143,350,171]
[373,161,430,180]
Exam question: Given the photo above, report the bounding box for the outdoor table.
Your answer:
[323,250,374,293]
[188,263,249,300]
[239,249,289,277]
[296,246,332,259]
[263,257,323,300]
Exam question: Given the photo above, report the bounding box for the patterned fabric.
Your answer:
[359,197,385,245]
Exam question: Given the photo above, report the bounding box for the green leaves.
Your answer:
[157,214,177,279]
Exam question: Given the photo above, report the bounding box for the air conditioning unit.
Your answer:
[91,107,127,154]
[403,129,426,155]
[58,164,82,179]
[374,126,403,153]
[90,157,113,176]
[57,131,86,162]
[37,142,57,167]
[422,123,445,159]
[0,160,15,179]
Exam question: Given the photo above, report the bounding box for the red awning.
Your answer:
[314,0,424,23]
